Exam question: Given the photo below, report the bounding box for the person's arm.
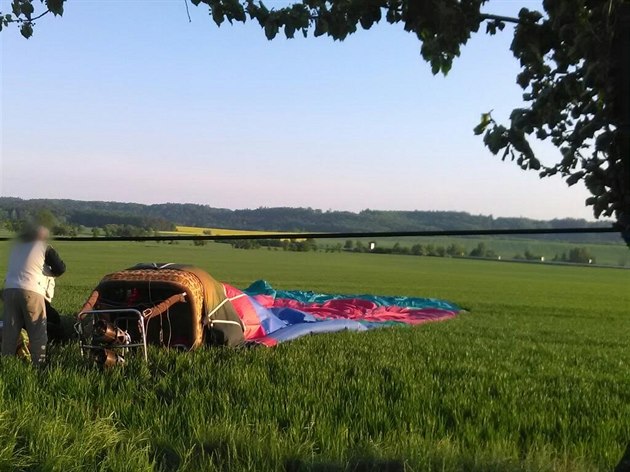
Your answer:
[45,246,66,277]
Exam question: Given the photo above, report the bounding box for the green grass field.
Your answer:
[0,241,629,471]
[165,224,630,267]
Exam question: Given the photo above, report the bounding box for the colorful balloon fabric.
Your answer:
[224,280,463,346]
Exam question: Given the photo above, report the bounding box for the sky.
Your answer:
[0,0,598,220]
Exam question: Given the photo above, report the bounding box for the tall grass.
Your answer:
[0,241,628,471]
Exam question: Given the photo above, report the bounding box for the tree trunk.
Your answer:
[612,2,630,245]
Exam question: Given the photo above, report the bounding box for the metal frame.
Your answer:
[75,308,148,362]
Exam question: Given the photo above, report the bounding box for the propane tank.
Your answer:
[93,320,130,345]
[92,348,125,368]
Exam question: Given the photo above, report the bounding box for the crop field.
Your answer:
[0,241,629,471]
[168,226,291,236]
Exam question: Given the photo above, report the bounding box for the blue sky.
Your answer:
[0,0,596,220]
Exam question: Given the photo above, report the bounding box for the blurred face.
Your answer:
[37,226,50,241]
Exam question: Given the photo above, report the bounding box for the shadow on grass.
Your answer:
[285,458,406,472]
[152,443,182,471]
[147,436,607,472]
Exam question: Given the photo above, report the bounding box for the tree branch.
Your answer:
[184,0,192,23]
[479,13,523,25]
[3,9,51,24]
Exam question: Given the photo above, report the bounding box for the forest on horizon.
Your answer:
[0,197,620,244]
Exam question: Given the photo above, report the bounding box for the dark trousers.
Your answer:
[46,301,63,342]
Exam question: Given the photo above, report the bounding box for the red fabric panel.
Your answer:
[224,284,266,340]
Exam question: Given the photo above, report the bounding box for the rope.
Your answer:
[204,293,247,331]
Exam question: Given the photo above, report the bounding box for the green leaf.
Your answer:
[359,9,379,30]
[20,0,34,19]
[313,17,328,37]
[20,21,33,38]
[264,20,278,40]
[45,0,65,16]
[284,23,295,39]
[211,5,224,26]
[566,172,585,186]
[483,126,508,155]
[232,5,246,22]
[474,112,492,135]
[529,157,541,170]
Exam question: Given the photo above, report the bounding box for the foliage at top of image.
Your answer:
[0,0,62,37]
[2,0,629,245]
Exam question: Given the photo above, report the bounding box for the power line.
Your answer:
[0,227,620,242]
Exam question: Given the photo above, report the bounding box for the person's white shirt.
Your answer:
[4,241,48,296]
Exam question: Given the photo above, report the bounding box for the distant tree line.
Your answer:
[0,197,619,244]
[0,206,173,237]
[0,200,603,266]
[225,238,598,265]
[552,247,596,264]
[226,239,321,252]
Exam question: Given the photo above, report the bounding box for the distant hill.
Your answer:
[0,197,621,243]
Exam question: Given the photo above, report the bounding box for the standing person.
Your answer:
[2,226,66,365]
